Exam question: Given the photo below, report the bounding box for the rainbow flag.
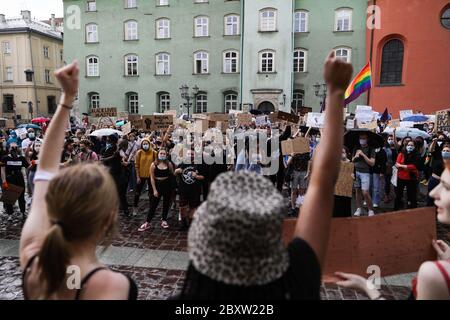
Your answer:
[344,62,372,105]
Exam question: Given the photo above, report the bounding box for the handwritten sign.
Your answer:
[269,111,300,124]
[435,109,450,132]
[237,114,253,126]
[334,162,354,197]
[306,112,325,129]
[150,115,173,131]
[91,108,117,118]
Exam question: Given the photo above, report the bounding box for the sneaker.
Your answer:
[354,208,362,217]
[161,221,169,229]
[368,210,375,217]
[420,179,427,185]
[363,201,367,207]
[138,222,151,232]
[373,203,379,208]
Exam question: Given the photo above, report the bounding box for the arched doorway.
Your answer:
[258,101,275,114]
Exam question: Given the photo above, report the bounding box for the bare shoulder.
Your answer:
[82,269,131,300]
[417,261,450,299]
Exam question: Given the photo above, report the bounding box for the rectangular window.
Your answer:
[225,15,239,35]
[195,17,209,37]
[87,0,96,11]
[294,11,308,32]
[125,0,137,8]
[45,69,51,83]
[3,41,11,54]
[158,0,168,5]
[5,67,13,81]
[3,95,14,113]
[157,19,170,39]
[47,96,57,114]
[43,46,49,59]
[129,95,139,114]
[260,10,276,31]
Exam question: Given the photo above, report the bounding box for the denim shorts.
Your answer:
[291,171,308,189]
[353,171,371,191]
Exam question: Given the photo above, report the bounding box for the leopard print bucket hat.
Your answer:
[188,171,289,286]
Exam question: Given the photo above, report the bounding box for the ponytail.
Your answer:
[38,224,71,299]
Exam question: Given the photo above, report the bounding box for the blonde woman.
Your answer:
[19,61,137,300]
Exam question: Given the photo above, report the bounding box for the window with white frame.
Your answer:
[156,18,170,39]
[293,49,307,72]
[294,10,308,32]
[292,90,304,113]
[156,53,170,75]
[87,56,99,77]
[195,94,207,113]
[260,9,277,31]
[125,54,139,76]
[158,0,168,5]
[125,20,138,40]
[43,46,49,58]
[223,50,238,73]
[89,93,100,109]
[259,50,275,72]
[5,67,13,81]
[128,93,139,114]
[86,24,98,43]
[45,69,51,83]
[194,51,209,74]
[225,14,239,35]
[335,8,352,31]
[3,41,11,54]
[194,16,209,37]
[125,0,137,8]
[159,93,170,112]
[87,0,96,11]
[224,93,238,113]
[335,47,351,63]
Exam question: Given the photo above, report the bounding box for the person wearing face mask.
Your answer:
[77,140,99,162]
[394,141,420,210]
[0,143,29,219]
[138,149,174,231]
[21,129,37,151]
[60,139,75,167]
[383,134,398,203]
[125,132,141,192]
[352,133,376,217]
[26,140,42,197]
[133,137,157,212]
[371,146,387,209]
[426,143,450,206]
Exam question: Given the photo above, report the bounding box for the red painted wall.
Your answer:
[367,0,450,117]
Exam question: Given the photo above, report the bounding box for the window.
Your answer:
[223,50,238,73]
[159,93,170,112]
[194,51,209,74]
[293,49,307,72]
[156,53,170,75]
[380,39,404,85]
[292,90,304,114]
[86,0,96,11]
[335,8,352,31]
[86,24,98,43]
[125,0,137,8]
[294,10,308,33]
[260,9,277,32]
[156,18,170,39]
[224,93,238,113]
[43,46,49,58]
[225,14,239,35]
[45,69,51,83]
[125,20,138,40]
[195,93,207,113]
[3,41,11,54]
[158,0,168,5]
[441,7,450,29]
[89,93,100,109]
[3,95,14,113]
[87,56,99,77]
[47,96,57,114]
[25,71,33,82]
[195,0,208,3]
[335,47,351,63]
[194,16,209,37]
[5,67,13,81]
[127,93,139,114]
[259,50,274,72]
[125,54,138,76]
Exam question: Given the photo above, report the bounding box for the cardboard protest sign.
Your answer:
[117,111,129,119]
[215,121,229,133]
[164,110,177,117]
[270,111,300,124]
[150,115,173,131]
[194,119,210,132]
[388,119,400,128]
[281,137,310,155]
[237,114,253,126]
[91,108,118,118]
[192,113,208,120]
[306,112,325,129]
[435,109,450,132]
[334,162,354,197]
[208,113,229,122]
[0,184,24,205]
[228,113,237,128]
[283,207,437,282]
[399,110,414,121]
[358,120,378,130]
[298,107,312,116]
[128,115,144,129]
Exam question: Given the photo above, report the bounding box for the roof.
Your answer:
[0,16,63,41]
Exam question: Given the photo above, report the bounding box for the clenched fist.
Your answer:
[323,51,353,94]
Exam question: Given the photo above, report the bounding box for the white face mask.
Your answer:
[142,144,150,151]
[388,139,394,145]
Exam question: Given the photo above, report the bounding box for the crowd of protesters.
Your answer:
[0,53,445,300]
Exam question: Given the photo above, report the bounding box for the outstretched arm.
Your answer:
[294,52,353,268]
[19,61,79,269]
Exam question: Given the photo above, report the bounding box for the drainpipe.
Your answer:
[239,0,245,109]
[290,0,295,114]
[28,29,39,117]
[367,0,376,106]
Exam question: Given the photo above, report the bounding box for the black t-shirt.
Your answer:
[292,153,310,172]
[177,163,202,195]
[1,155,29,183]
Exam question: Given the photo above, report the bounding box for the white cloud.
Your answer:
[0,0,64,20]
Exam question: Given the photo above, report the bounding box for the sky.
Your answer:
[0,0,64,20]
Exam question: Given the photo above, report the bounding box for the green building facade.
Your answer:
[63,0,368,116]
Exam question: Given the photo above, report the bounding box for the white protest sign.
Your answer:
[400,121,415,128]
[346,118,355,130]
[15,128,28,140]
[356,105,373,113]
[399,110,414,121]
[255,116,267,126]
[306,112,325,129]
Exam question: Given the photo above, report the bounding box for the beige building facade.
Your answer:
[0,11,63,125]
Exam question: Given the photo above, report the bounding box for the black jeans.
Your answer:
[147,178,172,222]
[394,179,417,210]
[114,173,129,213]
[426,176,440,207]
[134,177,152,207]
[5,176,26,215]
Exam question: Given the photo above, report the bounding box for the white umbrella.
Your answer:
[383,127,430,139]
[89,128,124,137]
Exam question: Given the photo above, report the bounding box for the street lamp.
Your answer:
[179,84,200,119]
[314,82,327,112]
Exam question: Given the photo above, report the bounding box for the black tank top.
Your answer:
[22,255,138,300]
[154,164,171,178]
